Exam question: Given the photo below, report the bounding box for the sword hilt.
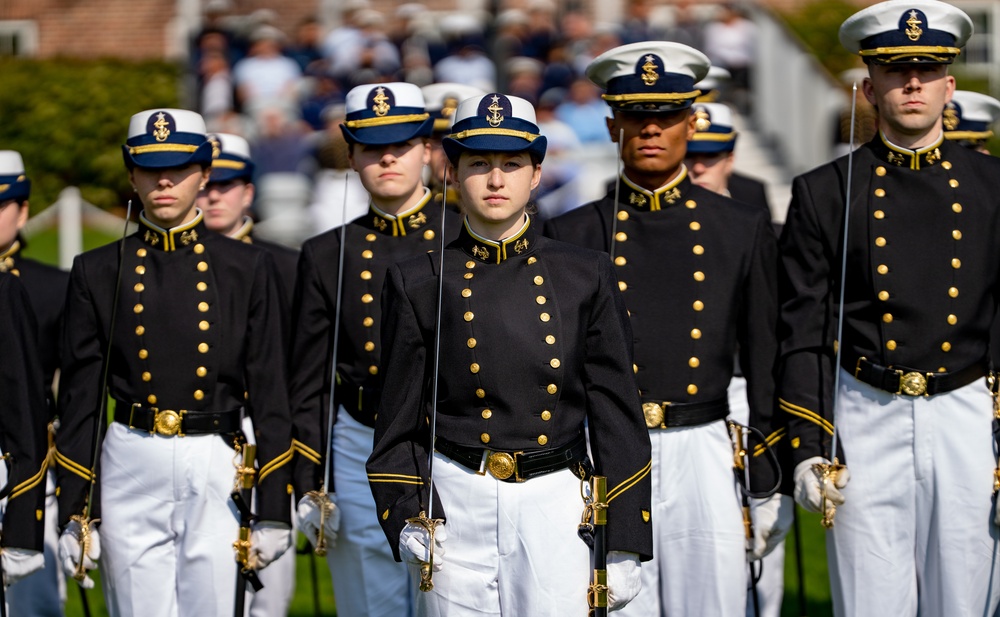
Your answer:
[305,488,334,556]
[405,511,443,592]
[813,459,844,529]
[69,514,99,583]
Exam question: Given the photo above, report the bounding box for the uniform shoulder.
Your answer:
[16,256,70,281]
[689,184,770,225]
[536,234,608,262]
[545,200,607,226]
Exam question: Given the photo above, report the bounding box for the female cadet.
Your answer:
[367,93,653,615]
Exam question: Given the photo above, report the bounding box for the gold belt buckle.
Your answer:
[154,409,184,436]
[643,402,666,429]
[898,371,928,396]
[486,451,516,481]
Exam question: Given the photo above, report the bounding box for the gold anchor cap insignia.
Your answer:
[905,10,923,42]
[486,95,504,128]
[372,87,391,117]
[152,112,171,142]
[442,96,459,119]
[641,55,660,86]
[694,109,712,132]
[943,105,959,131]
[208,136,221,159]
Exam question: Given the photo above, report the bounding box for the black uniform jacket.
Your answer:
[777,134,1000,467]
[55,211,294,524]
[0,273,48,550]
[289,191,461,496]
[367,217,653,561]
[729,172,771,216]
[544,169,781,493]
[230,217,299,307]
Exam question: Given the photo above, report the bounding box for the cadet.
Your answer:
[544,42,785,616]
[421,82,486,211]
[55,109,294,616]
[778,2,1000,614]
[367,91,651,615]
[290,82,458,617]
[0,150,70,615]
[943,89,1000,153]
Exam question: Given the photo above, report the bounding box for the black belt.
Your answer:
[435,434,588,483]
[850,356,988,397]
[114,400,242,437]
[335,382,379,428]
[641,397,730,429]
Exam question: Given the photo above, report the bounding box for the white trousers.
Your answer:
[617,421,746,617]
[417,451,591,616]
[99,422,240,617]
[328,409,413,617]
[7,469,66,617]
[830,369,1000,617]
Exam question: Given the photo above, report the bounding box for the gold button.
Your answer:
[550,358,561,369]
[369,365,378,375]
[947,314,957,325]
[942,342,952,352]
[536,296,547,305]
[633,363,638,374]
[197,282,207,292]
[534,276,544,285]
[875,188,886,197]
[614,256,627,266]
[547,384,557,394]
[134,283,145,293]
[693,271,705,282]
[366,233,377,242]
[689,221,701,231]
[545,335,555,345]
[482,409,492,419]
[541,410,552,421]
[949,179,959,188]
[481,433,490,444]
[878,291,889,301]
[874,210,885,220]
[362,250,373,259]
[362,293,374,304]
[537,435,548,446]
[423,230,435,241]
[942,161,952,170]
[689,357,700,368]
[952,203,963,213]
[464,311,474,322]
[685,200,697,209]
[135,265,146,275]
[134,303,144,314]
[462,288,472,298]
[878,264,889,275]
[196,366,207,377]
[938,367,947,372]
[476,388,486,398]
[952,230,962,240]
[361,270,372,280]
[364,341,375,351]
[468,338,477,348]
[687,384,698,395]
[617,211,629,221]
[886,340,897,351]
[138,349,148,359]
[193,244,205,254]
[691,328,702,339]
[882,313,893,323]
[527,257,537,265]
[142,371,152,382]
[618,281,628,292]
[948,287,959,298]
[616,232,628,242]
[363,317,374,327]
[136,325,145,336]
[198,343,209,353]
[147,394,157,404]
[876,166,886,176]
[464,272,474,280]
[540,313,551,322]
[197,261,208,272]
[137,248,148,257]
[199,320,210,331]
[952,258,961,269]
[198,301,209,312]
[466,261,476,269]
[470,363,480,373]
[875,237,886,247]
[692,245,704,255]
[693,300,704,311]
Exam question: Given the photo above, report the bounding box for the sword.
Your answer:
[609,129,624,260]
[813,83,857,528]
[231,441,263,617]
[583,475,609,617]
[729,421,760,615]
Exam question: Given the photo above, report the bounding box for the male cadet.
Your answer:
[943,89,1000,154]
[779,2,1000,615]
[197,132,298,617]
[0,150,71,616]
[421,82,486,211]
[55,109,294,616]
[290,82,460,617]
[544,42,784,616]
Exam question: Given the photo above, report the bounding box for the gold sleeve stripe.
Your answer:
[778,398,834,435]
[368,477,425,485]
[607,460,652,504]
[292,439,321,464]
[367,473,423,481]
[8,461,47,500]
[54,450,94,481]
[753,428,786,457]
[258,448,294,483]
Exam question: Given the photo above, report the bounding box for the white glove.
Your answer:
[58,519,101,589]
[249,522,292,570]
[794,456,850,513]
[607,550,641,612]
[748,494,794,560]
[2,547,44,586]
[398,521,447,572]
[296,493,341,550]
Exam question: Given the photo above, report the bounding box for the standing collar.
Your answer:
[620,165,690,211]
[0,238,20,273]
[456,215,535,264]
[369,188,433,236]
[139,209,206,252]
[231,216,254,243]
[872,131,945,170]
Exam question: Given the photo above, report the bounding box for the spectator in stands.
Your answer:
[199,50,236,130]
[702,4,757,113]
[233,25,303,113]
[250,105,311,179]
[505,56,545,105]
[555,77,612,144]
[434,16,495,92]
[328,8,401,88]
[288,17,325,73]
[662,0,705,50]
[522,0,559,61]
